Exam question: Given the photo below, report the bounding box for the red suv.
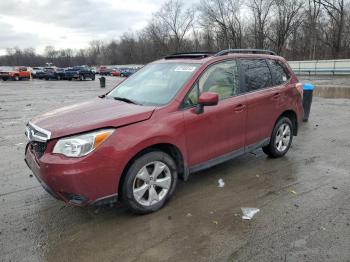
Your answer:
[25,49,303,213]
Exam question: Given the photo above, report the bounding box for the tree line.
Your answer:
[1,0,350,67]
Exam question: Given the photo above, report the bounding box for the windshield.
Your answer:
[107,62,199,106]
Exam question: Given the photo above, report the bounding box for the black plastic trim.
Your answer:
[189,138,270,174]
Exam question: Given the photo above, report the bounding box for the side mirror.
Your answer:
[196,92,219,114]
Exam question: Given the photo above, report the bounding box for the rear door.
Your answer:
[183,60,247,166]
[240,59,276,148]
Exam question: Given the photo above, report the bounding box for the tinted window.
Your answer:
[240,59,272,92]
[267,59,289,85]
[184,60,239,106]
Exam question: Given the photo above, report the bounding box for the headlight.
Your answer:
[53,129,114,157]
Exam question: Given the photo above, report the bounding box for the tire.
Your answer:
[263,117,293,158]
[121,151,178,214]
[79,74,84,81]
[68,78,72,81]
[91,75,95,80]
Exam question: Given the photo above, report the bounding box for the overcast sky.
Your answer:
[0,0,184,55]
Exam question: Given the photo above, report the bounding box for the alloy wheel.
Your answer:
[132,161,172,206]
[275,123,291,152]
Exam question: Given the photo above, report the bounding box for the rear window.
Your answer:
[240,59,272,92]
[267,59,289,85]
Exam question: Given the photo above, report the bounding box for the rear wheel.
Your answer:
[263,117,293,158]
[122,151,178,214]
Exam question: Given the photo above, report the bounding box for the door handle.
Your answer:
[271,93,281,100]
[234,104,246,112]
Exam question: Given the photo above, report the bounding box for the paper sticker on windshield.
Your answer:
[174,66,196,72]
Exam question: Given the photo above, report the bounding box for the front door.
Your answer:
[183,60,247,167]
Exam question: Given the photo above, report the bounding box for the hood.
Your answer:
[30,98,156,139]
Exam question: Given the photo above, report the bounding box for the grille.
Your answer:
[31,141,47,158]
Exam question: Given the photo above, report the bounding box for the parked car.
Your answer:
[98,66,112,75]
[111,68,121,77]
[44,67,66,80]
[31,67,45,78]
[0,66,31,81]
[65,66,95,80]
[24,49,303,214]
[119,67,138,77]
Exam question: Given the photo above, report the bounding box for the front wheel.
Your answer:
[263,117,293,158]
[121,151,178,214]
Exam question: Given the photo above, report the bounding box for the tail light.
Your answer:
[295,82,303,98]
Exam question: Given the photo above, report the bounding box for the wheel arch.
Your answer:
[117,143,186,197]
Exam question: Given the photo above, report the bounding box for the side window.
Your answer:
[184,60,239,106]
[240,59,272,92]
[267,59,289,85]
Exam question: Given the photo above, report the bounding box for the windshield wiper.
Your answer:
[113,96,141,105]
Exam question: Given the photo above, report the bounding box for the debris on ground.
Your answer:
[218,178,225,188]
[186,213,192,217]
[210,211,214,214]
[241,208,260,220]
[332,186,338,190]
[212,220,218,225]
[167,215,172,220]
[288,189,298,195]
[26,104,31,107]
[256,174,260,178]
[29,174,33,178]
[294,204,299,208]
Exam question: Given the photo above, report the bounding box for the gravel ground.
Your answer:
[0,77,350,262]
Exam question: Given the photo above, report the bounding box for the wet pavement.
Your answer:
[1,77,350,261]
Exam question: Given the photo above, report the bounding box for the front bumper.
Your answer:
[24,143,120,206]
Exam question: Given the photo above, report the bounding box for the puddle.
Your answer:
[314,86,350,99]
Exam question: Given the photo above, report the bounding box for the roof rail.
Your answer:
[164,52,214,59]
[214,49,277,57]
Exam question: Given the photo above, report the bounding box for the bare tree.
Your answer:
[155,0,195,51]
[247,0,275,49]
[317,0,346,58]
[305,0,322,59]
[268,0,304,55]
[200,0,243,49]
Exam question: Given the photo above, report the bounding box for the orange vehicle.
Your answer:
[0,66,31,81]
